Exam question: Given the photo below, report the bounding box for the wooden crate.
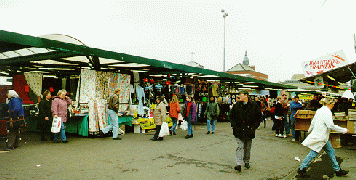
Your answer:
[295,118,312,131]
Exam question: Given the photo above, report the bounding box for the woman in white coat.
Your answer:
[297,97,349,178]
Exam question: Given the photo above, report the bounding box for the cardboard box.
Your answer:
[347,120,356,134]
[330,133,342,148]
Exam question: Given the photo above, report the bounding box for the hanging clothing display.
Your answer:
[118,74,131,112]
[79,69,96,104]
[136,85,145,115]
[212,82,218,97]
[24,72,43,97]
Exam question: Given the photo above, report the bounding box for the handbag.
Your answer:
[180,120,188,131]
[159,122,169,137]
[51,117,62,133]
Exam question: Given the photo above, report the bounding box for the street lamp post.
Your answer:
[222,9,228,72]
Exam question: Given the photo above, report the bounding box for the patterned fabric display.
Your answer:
[79,69,96,104]
[88,99,97,132]
[118,74,131,112]
[24,72,43,97]
[96,71,110,100]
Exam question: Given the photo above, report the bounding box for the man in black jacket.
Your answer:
[229,90,262,172]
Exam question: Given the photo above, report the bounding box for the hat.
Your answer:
[238,90,249,95]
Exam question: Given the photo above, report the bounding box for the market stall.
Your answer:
[0,30,297,138]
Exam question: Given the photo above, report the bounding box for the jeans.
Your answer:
[188,120,193,135]
[290,114,296,138]
[102,110,119,138]
[170,117,177,133]
[54,122,66,141]
[284,114,290,134]
[153,125,161,139]
[299,141,340,171]
[235,138,252,165]
[207,119,215,133]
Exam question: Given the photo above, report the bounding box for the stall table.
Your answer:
[66,114,89,137]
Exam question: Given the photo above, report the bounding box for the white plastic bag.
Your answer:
[180,120,188,131]
[51,117,62,133]
[159,122,169,137]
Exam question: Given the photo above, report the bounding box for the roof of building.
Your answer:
[0,30,297,89]
[227,63,255,72]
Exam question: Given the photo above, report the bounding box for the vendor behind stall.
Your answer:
[306,94,322,111]
[337,98,353,115]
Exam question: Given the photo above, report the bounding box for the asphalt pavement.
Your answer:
[1,120,355,180]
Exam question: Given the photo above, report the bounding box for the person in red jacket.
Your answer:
[168,95,180,135]
[51,90,72,143]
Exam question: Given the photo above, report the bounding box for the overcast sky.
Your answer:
[1,0,356,83]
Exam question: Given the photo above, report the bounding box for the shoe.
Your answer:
[283,135,287,138]
[185,135,193,139]
[245,163,250,169]
[296,168,310,178]
[278,134,283,138]
[173,132,176,135]
[150,138,156,141]
[62,140,69,143]
[292,138,296,142]
[275,134,278,137]
[157,137,163,141]
[234,165,241,172]
[335,169,349,177]
[169,130,173,136]
[99,131,104,138]
[113,137,121,140]
[207,131,210,134]
[212,132,214,134]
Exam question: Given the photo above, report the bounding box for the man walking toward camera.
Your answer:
[229,90,262,172]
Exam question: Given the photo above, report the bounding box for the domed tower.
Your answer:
[242,50,249,66]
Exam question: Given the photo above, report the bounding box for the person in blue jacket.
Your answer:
[289,96,304,141]
[7,90,25,149]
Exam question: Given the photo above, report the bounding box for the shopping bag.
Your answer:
[51,117,62,133]
[180,120,188,131]
[159,122,169,137]
[177,113,183,121]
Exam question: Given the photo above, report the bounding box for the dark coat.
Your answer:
[38,99,53,122]
[229,100,262,140]
[274,102,284,117]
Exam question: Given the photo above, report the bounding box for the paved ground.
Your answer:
[1,120,355,180]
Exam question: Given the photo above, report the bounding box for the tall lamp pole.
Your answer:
[222,9,228,72]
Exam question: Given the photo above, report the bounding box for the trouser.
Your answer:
[299,141,340,171]
[284,114,290,134]
[102,110,119,138]
[153,125,161,139]
[54,122,66,141]
[7,128,20,148]
[275,119,284,135]
[290,115,296,138]
[39,121,52,140]
[235,138,252,166]
[207,119,215,132]
[188,120,193,135]
[170,117,177,133]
